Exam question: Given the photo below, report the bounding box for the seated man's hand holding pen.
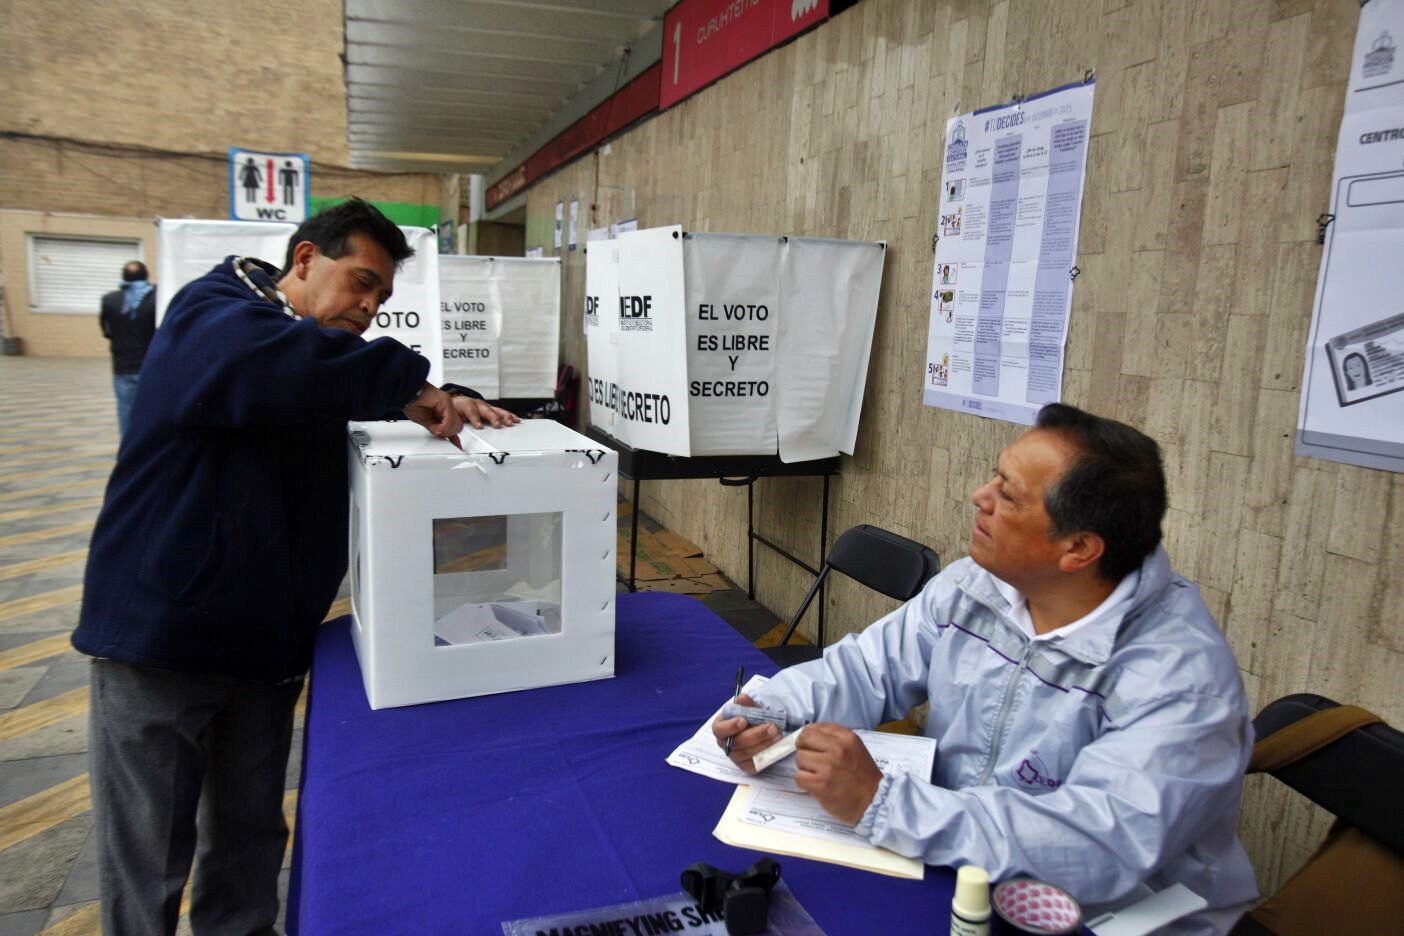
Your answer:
[712,693,781,773]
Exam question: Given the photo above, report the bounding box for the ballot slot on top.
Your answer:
[347,419,616,710]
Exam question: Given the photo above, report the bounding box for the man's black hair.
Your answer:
[121,261,149,282]
[280,197,414,275]
[1034,403,1167,582]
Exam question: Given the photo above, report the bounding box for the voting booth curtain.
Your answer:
[585,227,885,462]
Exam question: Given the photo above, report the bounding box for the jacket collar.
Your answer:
[955,546,1173,666]
[227,256,297,319]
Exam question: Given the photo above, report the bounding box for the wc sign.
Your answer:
[228,148,310,223]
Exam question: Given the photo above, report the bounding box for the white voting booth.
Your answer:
[585,226,884,461]
[347,419,617,709]
[154,218,445,384]
[438,255,561,399]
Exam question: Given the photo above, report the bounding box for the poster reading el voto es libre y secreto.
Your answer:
[923,80,1095,425]
[1296,0,1404,473]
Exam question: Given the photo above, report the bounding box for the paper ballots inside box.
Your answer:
[348,419,617,709]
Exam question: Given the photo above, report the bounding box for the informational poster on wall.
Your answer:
[1296,0,1404,473]
[440,256,561,400]
[154,219,443,385]
[922,80,1095,425]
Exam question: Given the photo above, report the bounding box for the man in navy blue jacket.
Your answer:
[73,199,517,935]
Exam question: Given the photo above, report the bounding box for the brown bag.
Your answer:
[1243,704,1404,935]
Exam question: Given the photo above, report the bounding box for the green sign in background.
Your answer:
[308,196,439,228]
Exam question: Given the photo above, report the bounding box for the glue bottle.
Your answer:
[949,865,991,936]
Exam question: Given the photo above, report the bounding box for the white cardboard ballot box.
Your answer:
[347,419,617,709]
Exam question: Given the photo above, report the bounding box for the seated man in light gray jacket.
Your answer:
[714,403,1258,936]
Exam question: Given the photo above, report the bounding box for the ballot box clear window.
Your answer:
[431,513,563,646]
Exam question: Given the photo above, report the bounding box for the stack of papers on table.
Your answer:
[667,676,936,880]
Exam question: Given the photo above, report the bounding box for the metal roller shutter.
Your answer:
[28,235,143,314]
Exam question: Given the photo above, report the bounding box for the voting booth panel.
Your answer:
[439,255,561,400]
[683,233,782,455]
[347,419,616,709]
[155,218,295,325]
[614,225,694,456]
[585,226,885,462]
[775,237,884,463]
[154,218,445,385]
[584,239,622,434]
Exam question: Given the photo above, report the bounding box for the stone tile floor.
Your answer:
[0,355,790,935]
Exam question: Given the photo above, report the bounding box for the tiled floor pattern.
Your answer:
[0,355,796,935]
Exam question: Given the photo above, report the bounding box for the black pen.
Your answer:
[724,664,744,755]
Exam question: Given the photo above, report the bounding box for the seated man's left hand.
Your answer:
[453,395,522,429]
[794,724,883,826]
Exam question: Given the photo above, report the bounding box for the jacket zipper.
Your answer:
[977,641,1034,785]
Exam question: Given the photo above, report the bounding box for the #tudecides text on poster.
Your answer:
[922,81,1095,425]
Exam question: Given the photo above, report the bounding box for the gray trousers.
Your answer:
[88,658,302,936]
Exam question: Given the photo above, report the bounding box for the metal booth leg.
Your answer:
[818,473,830,647]
[628,477,641,593]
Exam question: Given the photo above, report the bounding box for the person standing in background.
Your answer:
[99,261,156,437]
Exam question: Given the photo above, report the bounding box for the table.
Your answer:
[286,592,958,934]
[581,426,840,637]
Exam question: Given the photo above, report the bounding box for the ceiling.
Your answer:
[344,0,674,176]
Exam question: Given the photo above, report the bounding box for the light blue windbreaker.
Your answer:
[749,547,1260,936]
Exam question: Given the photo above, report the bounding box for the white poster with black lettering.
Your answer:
[776,238,885,462]
[614,226,691,455]
[683,233,780,454]
[360,228,443,386]
[1296,0,1404,472]
[584,240,621,432]
[495,257,560,398]
[438,256,501,398]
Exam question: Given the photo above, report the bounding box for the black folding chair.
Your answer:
[763,524,939,668]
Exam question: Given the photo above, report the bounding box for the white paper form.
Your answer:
[666,676,805,792]
[738,731,936,845]
[923,81,1095,425]
[667,676,938,795]
[1296,0,1404,471]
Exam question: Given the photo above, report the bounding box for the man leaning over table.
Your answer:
[72,199,518,936]
[713,404,1259,936]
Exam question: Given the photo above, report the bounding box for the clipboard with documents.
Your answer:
[667,677,936,880]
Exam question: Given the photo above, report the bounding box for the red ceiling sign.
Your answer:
[661,0,829,110]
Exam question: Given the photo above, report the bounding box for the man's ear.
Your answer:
[1058,530,1105,575]
[290,240,319,279]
